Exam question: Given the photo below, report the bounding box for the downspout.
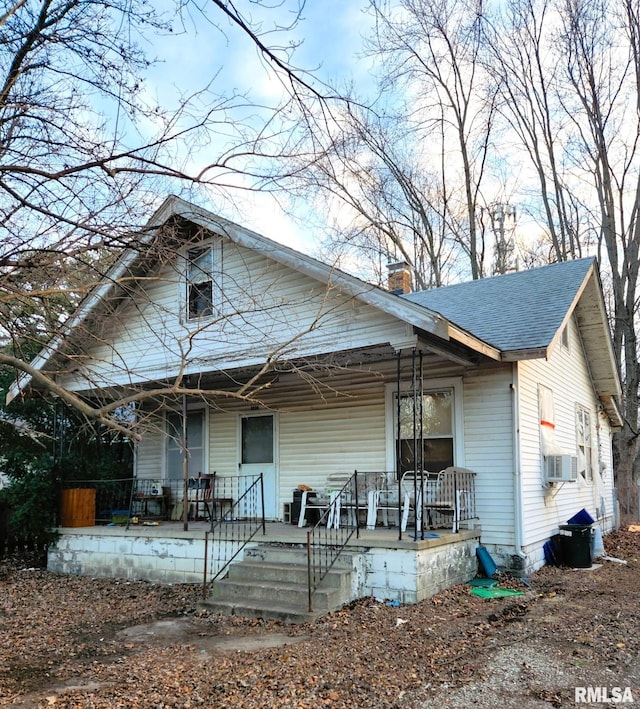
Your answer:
[511,366,527,567]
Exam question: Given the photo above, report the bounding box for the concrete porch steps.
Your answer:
[199,543,354,624]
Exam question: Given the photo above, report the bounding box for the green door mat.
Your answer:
[470,587,524,598]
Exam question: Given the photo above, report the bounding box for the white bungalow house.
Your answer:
[7,196,622,614]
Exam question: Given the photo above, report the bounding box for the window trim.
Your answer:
[576,404,593,483]
[184,240,221,321]
[164,406,208,481]
[385,377,464,473]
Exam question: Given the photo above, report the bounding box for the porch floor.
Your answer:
[58,520,479,551]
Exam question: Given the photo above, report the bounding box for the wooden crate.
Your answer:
[60,488,96,527]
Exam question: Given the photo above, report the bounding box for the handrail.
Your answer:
[354,468,477,540]
[203,474,265,591]
[399,467,477,538]
[306,472,359,613]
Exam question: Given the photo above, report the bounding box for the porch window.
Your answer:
[187,246,215,319]
[166,410,205,480]
[576,405,593,482]
[394,388,455,474]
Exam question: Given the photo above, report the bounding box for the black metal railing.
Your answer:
[306,472,361,613]
[60,478,134,525]
[0,501,49,566]
[351,468,477,540]
[57,474,268,530]
[131,475,241,526]
[203,474,265,590]
[397,467,477,540]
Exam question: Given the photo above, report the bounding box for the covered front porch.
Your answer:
[53,465,480,617]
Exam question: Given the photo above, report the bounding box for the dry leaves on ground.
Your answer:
[1,528,639,708]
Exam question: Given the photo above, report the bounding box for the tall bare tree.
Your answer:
[286,0,640,506]
[559,0,640,507]
[289,102,466,289]
[367,0,497,280]
[482,0,640,506]
[284,0,498,288]
[483,0,584,261]
[0,0,336,435]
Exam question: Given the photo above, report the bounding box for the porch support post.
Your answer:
[418,349,425,540]
[182,392,189,531]
[419,350,424,473]
[52,399,64,527]
[396,351,403,541]
[411,348,418,542]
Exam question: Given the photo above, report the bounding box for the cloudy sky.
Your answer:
[142,0,374,252]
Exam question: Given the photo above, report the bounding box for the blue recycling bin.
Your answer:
[567,508,595,526]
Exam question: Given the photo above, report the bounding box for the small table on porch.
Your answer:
[132,492,170,520]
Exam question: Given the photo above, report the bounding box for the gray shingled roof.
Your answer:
[403,258,595,352]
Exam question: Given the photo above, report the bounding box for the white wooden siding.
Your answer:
[134,419,163,479]
[133,357,469,501]
[127,332,612,564]
[59,240,412,392]
[207,368,389,504]
[278,401,387,499]
[517,316,615,552]
[208,412,238,478]
[462,366,515,546]
[132,355,521,544]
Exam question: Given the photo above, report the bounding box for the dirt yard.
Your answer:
[1,528,639,708]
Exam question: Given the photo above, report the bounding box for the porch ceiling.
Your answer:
[84,342,469,406]
[86,345,403,400]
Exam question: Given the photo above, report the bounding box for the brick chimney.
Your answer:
[387,261,413,294]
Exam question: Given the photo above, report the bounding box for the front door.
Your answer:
[240,414,277,519]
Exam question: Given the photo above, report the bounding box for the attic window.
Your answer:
[187,246,214,318]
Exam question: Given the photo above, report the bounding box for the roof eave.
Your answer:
[600,394,623,430]
[7,196,456,402]
[501,347,549,362]
[164,197,452,341]
[448,325,501,361]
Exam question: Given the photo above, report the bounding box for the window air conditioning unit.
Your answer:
[545,455,578,482]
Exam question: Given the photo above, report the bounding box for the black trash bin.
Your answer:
[558,524,594,568]
[291,490,317,525]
